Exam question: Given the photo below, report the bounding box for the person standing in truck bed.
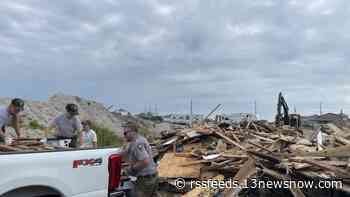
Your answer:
[122,121,159,197]
[46,103,82,148]
[79,120,98,148]
[0,98,25,144]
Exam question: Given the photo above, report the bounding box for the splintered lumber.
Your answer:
[291,158,350,179]
[334,136,350,145]
[247,140,274,153]
[295,144,350,157]
[249,133,275,143]
[251,122,260,133]
[0,145,22,152]
[224,158,257,197]
[214,131,246,150]
[157,152,204,178]
[231,133,241,143]
[154,119,350,196]
[326,123,344,135]
[262,168,306,197]
[254,122,275,132]
[182,175,224,197]
[248,150,281,163]
[11,145,32,150]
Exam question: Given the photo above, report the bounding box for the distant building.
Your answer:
[163,114,204,125]
[115,108,130,116]
[302,113,349,128]
[215,113,257,124]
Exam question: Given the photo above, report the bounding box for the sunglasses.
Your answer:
[12,107,23,114]
[123,128,134,136]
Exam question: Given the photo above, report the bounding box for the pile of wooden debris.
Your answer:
[0,139,66,152]
[153,121,350,197]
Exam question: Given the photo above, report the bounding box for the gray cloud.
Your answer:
[0,0,350,119]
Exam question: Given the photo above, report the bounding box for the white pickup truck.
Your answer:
[0,144,128,197]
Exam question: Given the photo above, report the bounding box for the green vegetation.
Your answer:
[90,123,124,147]
[28,120,44,130]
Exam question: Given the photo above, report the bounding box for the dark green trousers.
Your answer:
[133,173,159,197]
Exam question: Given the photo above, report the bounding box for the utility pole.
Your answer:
[190,99,193,128]
[254,100,257,116]
[204,104,222,122]
[319,102,323,116]
[294,106,297,113]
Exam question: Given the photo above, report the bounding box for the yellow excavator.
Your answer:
[275,92,301,128]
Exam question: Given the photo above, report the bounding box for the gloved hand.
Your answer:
[124,166,137,176]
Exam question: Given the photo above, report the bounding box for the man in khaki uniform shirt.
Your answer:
[47,103,82,147]
[122,122,158,197]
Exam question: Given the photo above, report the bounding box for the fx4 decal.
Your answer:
[73,158,103,168]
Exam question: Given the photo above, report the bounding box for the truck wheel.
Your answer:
[37,195,60,197]
[3,186,62,197]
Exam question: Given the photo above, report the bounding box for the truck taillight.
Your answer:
[108,154,122,192]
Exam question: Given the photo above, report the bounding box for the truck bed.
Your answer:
[0,139,119,155]
[0,141,60,152]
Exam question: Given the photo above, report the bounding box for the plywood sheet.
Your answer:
[158,152,203,178]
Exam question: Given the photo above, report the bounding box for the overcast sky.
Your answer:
[1,0,350,119]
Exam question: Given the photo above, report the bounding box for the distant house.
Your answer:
[302,113,349,128]
[163,114,204,125]
[115,108,130,116]
[215,113,257,124]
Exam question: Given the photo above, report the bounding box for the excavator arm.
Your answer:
[276,92,290,126]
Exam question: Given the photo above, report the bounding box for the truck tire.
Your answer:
[37,195,61,197]
[3,186,61,197]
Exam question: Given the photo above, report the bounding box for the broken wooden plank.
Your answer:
[0,144,22,152]
[230,132,241,143]
[223,158,257,197]
[291,158,350,179]
[334,136,350,145]
[12,145,33,150]
[293,144,350,157]
[247,140,274,154]
[249,133,275,143]
[214,131,246,151]
[251,122,260,133]
[261,167,306,197]
[248,150,281,163]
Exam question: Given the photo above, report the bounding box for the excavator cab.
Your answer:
[289,113,301,128]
